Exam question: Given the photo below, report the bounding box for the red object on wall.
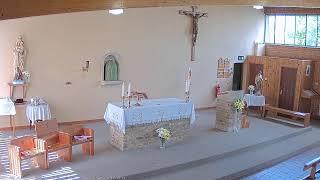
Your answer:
[214,84,221,97]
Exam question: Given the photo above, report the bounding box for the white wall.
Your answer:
[0,6,264,127]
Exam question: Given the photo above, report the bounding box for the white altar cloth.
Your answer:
[0,98,16,116]
[244,94,265,107]
[104,98,196,133]
[26,103,51,125]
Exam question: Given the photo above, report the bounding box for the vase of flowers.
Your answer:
[156,128,171,149]
[248,85,255,95]
[233,98,245,132]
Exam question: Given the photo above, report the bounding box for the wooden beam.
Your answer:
[1,0,320,21]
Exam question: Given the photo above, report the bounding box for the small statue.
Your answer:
[12,36,27,83]
[255,71,263,96]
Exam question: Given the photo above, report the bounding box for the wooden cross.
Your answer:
[179,6,208,61]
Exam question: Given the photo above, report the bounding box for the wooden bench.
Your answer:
[303,156,320,179]
[263,105,310,127]
[35,120,72,164]
[8,136,48,177]
[60,124,94,159]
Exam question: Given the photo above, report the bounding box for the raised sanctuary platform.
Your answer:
[0,109,317,180]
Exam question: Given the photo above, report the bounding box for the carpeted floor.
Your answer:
[0,109,315,180]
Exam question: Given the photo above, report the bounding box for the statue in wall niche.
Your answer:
[12,36,28,84]
[104,54,119,81]
[255,71,263,96]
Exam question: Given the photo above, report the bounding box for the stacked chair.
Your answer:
[8,120,95,178]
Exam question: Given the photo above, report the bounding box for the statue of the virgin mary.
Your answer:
[12,36,27,84]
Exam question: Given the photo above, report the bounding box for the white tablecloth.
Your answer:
[104,98,196,133]
[244,94,265,107]
[0,98,16,116]
[26,103,52,125]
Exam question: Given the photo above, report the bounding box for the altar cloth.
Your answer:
[0,98,16,116]
[104,98,196,133]
[26,103,52,125]
[244,94,265,107]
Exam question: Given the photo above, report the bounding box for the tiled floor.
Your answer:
[243,147,320,180]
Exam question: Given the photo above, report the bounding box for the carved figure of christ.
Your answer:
[179,6,208,61]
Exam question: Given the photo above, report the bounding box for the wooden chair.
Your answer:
[8,136,47,178]
[60,124,94,158]
[304,156,320,179]
[35,120,72,163]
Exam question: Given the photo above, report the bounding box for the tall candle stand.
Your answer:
[185,91,190,103]
[120,96,127,108]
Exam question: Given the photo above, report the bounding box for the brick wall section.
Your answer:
[265,44,320,61]
[109,119,191,151]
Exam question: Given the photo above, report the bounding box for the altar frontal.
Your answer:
[104,98,195,151]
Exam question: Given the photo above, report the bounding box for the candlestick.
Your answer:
[120,96,127,108]
[121,82,125,97]
[185,91,190,103]
[128,96,132,108]
[128,83,131,97]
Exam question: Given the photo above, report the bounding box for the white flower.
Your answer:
[248,85,255,91]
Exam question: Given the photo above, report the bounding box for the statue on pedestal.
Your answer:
[12,36,27,84]
[255,71,263,96]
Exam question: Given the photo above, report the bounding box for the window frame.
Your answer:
[264,14,320,48]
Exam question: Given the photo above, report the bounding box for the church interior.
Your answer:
[1,1,320,179]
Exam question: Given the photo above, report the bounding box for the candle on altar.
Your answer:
[185,79,189,93]
[128,83,131,96]
[121,82,125,97]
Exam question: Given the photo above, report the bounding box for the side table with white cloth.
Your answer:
[243,94,266,117]
[26,102,52,129]
[104,98,196,151]
[0,98,16,136]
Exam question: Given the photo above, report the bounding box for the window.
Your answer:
[265,14,320,47]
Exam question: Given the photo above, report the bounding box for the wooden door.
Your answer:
[313,62,320,95]
[278,67,297,110]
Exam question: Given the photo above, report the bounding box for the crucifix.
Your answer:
[179,6,208,62]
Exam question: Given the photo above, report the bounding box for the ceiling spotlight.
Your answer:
[109,9,124,15]
[253,6,264,10]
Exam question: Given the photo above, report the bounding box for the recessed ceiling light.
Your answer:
[109,9,124,15]
[253,6,264,10]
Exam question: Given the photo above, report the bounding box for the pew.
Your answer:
[8,136,47,177]
[304,156,320,179]
[263,105,310,127]
[35,120,72,163]
[60,124,94,158]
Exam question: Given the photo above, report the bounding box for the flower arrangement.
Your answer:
[248,85,255,94]
[234,98,245,112]
[22,71,31,82]
[248,85,255,91]
[156,128,171,149]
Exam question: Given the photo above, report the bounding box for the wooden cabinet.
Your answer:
[313,62,320,95]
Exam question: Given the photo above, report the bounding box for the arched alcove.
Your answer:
[101,53,122,85]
